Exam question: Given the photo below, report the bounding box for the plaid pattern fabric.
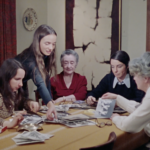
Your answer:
[0,0,16,66]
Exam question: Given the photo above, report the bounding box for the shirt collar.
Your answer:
[113,74,130,88]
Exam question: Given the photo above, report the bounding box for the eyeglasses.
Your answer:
[95,119,112,128]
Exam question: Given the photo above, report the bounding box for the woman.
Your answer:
[50,49,87,103]
[87,50,145,105]
[101,52,150,134]
[15,25,57,120]
[0,59,40,128]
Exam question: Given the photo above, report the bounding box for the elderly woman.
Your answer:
[50,49,87,103]
[101,52,150,134]
[87,51,145,105]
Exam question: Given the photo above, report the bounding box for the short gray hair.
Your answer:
[129,52,150,77]
[60,49,79,64]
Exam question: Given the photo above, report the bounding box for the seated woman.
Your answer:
[101,52,150,134]
[0,59,40,128]
[87,50,145,105]
[50,49,87,103]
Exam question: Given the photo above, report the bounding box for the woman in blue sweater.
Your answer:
[87,51,145,105]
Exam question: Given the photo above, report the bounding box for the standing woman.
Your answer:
[15,25,57,120]
[87,51,145,105]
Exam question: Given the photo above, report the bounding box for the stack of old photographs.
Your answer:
[113,106,127,113]
[58,101,96,110]
[55,105,70,112]
[12,131,53,145]
[39,105,48,113]
[71,100,96,109]
[39,106,70,118]
[20,114,44,125]
[45,114,95,127]
[39,105,70,113]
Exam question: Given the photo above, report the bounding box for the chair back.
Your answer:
[80,132,116,150]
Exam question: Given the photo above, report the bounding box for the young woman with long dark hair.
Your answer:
[0,59,39,128]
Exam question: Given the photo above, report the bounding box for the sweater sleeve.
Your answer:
[116,95,139,113]
[30,65,53,105]
[87,74,109,100]
[112,95,150,133]
[74,76,87,100]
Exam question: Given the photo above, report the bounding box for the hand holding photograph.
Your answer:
[94,98,116,118]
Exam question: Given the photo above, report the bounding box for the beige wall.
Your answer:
[16,0,48,100]
[121,0,147,59]
[47,0,66,74]
[16,0,147,99]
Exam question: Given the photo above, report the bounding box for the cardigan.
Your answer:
[50,72,87,100]
[0,94,30,127]
[15,49,52,105]
[112,87,150,135]
[87,73,145,102]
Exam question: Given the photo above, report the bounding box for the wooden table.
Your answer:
[0,109,150,150]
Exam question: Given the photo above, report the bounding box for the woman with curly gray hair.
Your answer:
[101,52,150,134]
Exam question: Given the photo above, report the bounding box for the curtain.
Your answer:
[0,0,16,66]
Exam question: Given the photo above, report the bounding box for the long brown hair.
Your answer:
[0,59,25,110]
[29,24,57,83]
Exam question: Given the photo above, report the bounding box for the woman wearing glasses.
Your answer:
[102,52,150,134]
[87,51,145,105]
[50,49,87,103]
[0,59,39,128]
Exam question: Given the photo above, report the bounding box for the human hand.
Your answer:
[110,113,120,120]
[15,110,27,116]
[3,114,24,128]
[53,97,64,104]
[28,101,40,112]
[46,101,57,120]
[86,96,96,105]
[101,92,117,99]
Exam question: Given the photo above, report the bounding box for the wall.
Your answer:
[47,0,66,74]
[121,0,147,59]
[16,0,48,99]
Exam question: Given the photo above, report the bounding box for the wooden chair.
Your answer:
[80,132,116,150]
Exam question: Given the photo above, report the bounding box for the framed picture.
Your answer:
[66,0,122,90]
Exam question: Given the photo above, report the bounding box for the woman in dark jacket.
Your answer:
[15,24,57,120]
[87,50,145,105]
